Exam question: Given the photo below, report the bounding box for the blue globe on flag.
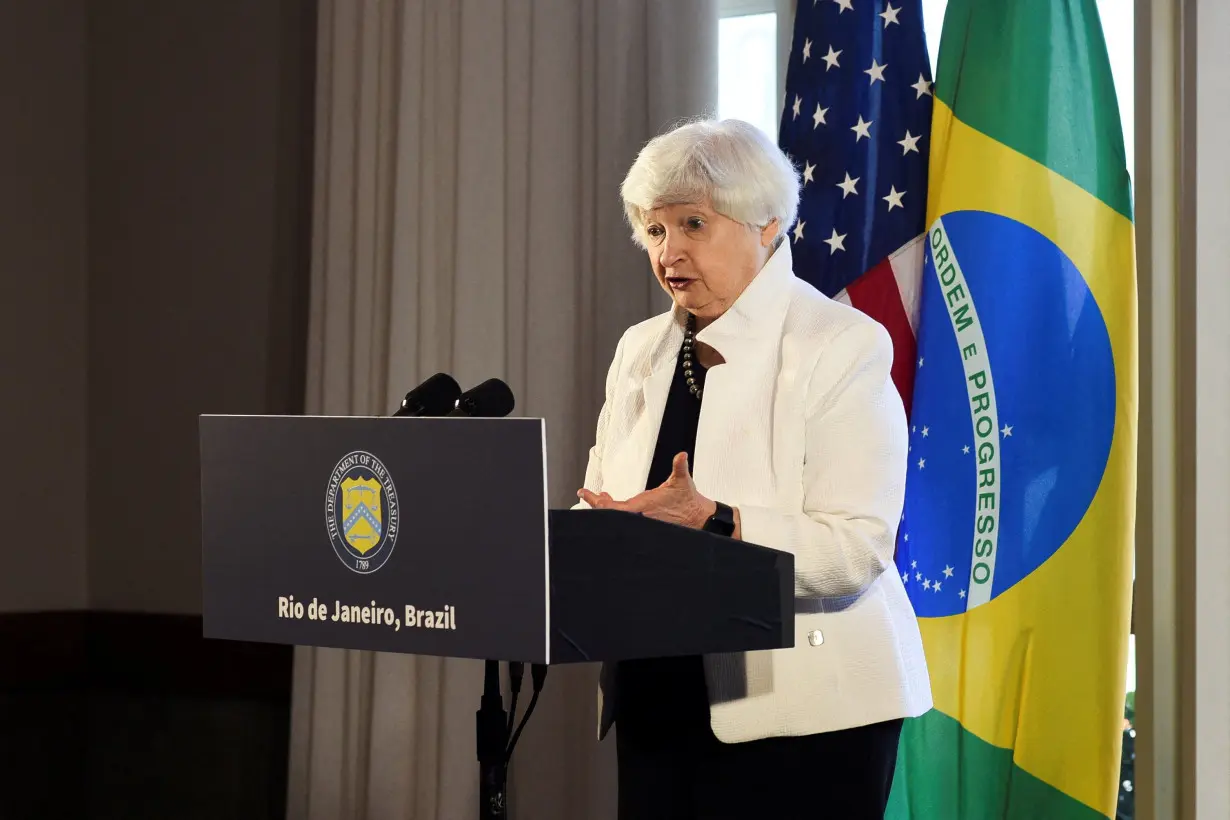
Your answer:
[894,210,1118,617]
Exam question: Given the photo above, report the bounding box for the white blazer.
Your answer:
[575,241,932,743]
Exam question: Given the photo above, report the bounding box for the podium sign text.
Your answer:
[200,415,551,662]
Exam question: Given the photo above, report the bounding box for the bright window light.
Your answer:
[920,0,1133,174]
[717,12,779,140]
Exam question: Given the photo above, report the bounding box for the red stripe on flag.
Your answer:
[846,258,918,419]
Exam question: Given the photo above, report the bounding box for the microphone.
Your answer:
[393,373,462,417]
[447,378,516,418]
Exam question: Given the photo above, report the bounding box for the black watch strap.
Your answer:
[702,501,736,537]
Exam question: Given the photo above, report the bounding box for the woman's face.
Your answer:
[643,201,778,324]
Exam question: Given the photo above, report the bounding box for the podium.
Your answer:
[199,414,795,816]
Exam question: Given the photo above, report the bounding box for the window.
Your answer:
[717,1,781,139]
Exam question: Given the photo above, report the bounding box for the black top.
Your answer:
[612,339,713,748]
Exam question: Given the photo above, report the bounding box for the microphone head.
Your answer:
[395,372,462,417]
[455,378,516,418]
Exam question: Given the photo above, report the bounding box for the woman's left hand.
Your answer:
[577,452,716,529]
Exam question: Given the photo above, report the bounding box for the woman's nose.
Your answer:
[659,232,686,267]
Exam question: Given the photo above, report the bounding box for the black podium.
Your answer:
[199,414,795,815]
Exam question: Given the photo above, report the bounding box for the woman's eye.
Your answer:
[646,225,664,239]
[686,218,705,231]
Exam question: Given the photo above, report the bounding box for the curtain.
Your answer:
[287,1,717,817]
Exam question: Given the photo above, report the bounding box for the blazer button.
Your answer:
[807,630,824,647]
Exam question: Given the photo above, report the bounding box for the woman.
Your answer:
[575,118,932,819]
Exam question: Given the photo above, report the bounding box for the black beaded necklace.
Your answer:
[681,313,704,401]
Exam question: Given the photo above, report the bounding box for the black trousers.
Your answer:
[613,656,903,820]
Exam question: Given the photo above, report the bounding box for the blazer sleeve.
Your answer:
[737,320,908,600]
[571,331,629,510]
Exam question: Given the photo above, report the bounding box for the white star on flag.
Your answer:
[803,38,813,62]
[921,425,929,437]
[898,130,922,155]
[881,3,902,26]
[865,59,887,84]
[851,115,873,141]
[883,186,906,210]
[832,0,853,12]
[823,45,842,71]
[813,103,829,128]
[917,458,925,469]
[792,94,802,120]
[837,172,859,198]
[823,228,846,254]
[943,565,955,578]
[922,579,932,590]
[959,589,967,599]
[793,220,807,243]
[963,445,971,454]
[1002,424,1014,437]
[933,581,942,592]
[912,74,933,99]
[803,160,816,185]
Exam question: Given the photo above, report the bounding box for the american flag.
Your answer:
[777,0,934,419]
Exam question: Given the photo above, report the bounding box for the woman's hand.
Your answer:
[577,452,716,529]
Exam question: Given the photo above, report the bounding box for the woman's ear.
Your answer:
[759,219,780,248]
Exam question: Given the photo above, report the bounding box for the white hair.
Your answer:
[619,117,801,249]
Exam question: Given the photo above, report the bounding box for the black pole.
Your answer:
[476,659,508,819]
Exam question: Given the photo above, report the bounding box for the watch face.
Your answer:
[704,503,735,536]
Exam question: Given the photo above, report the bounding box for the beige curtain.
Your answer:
[287,1,717,817]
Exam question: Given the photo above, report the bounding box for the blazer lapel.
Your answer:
[692,347,785,508]
[602,317,681,501]
[690,244,797,506]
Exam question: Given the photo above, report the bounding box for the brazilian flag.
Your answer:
[887,1,1136,818]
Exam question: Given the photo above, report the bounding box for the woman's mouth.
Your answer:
[665,276,694,290]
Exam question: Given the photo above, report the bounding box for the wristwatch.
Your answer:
[702,500,736,537]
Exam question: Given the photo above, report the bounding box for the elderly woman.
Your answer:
[574,118,932,819]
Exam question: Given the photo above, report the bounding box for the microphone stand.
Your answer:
[476,660,546,820]
[476,660,508,819]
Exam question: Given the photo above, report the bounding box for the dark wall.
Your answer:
[0,1,316,818]
[88,0,315,614]
[0,0,90,614]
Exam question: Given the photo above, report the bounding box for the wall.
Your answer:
[0,0,313,616]
[0,0,89,613]
[0,1,316,817]
[1134,0,1230,816]
[88,0,314,614]
[1188,0,1230,815]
